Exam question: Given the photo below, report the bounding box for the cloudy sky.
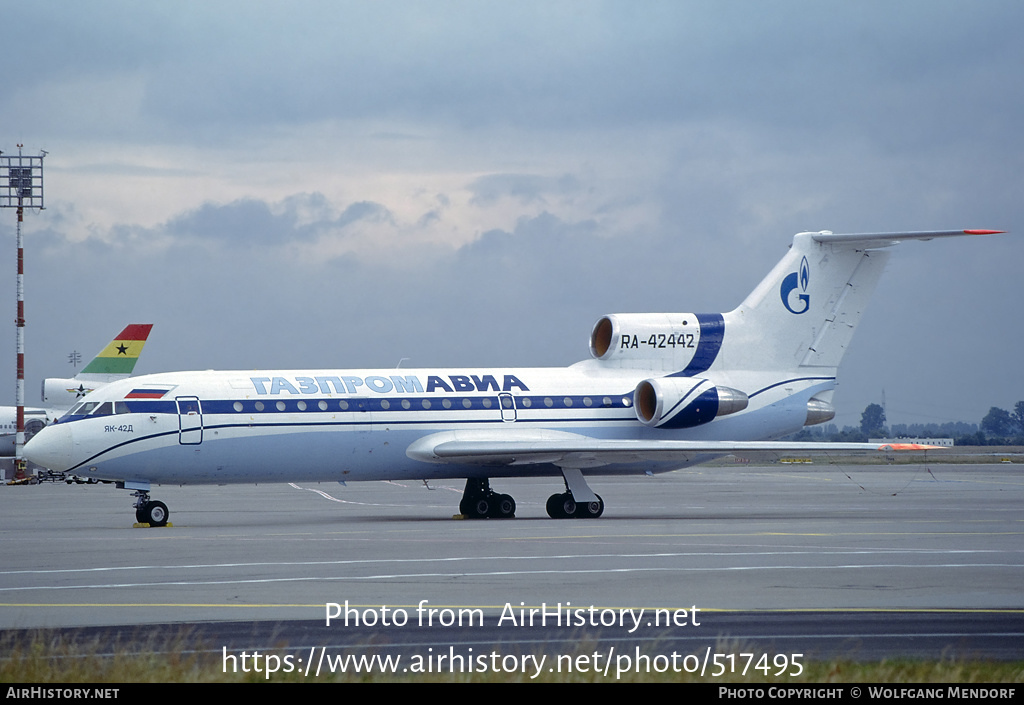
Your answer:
[1,1,1021,429]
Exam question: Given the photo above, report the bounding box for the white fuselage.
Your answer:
[27,361,829,486]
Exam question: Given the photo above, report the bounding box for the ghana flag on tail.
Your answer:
[79,324,154,376]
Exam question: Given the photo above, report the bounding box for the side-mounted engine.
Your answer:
[633,376,748,429]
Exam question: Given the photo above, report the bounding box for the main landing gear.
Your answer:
[545,466,604,519]
[131,489,170,527]
[545,491,604,519]
[457,472,606,519]
[459,478,516,519]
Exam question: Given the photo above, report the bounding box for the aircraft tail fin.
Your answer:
[721,230,1002,373]
[41,324,154,408]
[76,324,154,382]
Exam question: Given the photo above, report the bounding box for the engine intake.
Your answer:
[634,377,748,429]
[591,312,709,359]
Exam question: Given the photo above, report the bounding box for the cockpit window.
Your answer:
[75,402,100,416]
[91,402,114,417]
[114,402,130,414]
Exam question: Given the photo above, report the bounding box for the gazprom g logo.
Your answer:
[780,255,810,314]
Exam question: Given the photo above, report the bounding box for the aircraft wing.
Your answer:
[406,430,938,470]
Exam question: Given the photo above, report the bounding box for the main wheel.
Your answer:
[492,493,516,518]
[141,500,169,527]
[547,492,577,519]
[575,494,604,518]
[546,493,563,518]
[472,498,491,519]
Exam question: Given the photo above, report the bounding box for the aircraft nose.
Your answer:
[24,423,75,472]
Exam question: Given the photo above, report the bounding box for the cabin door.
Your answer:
[176,396,204,445]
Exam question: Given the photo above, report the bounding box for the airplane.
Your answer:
[1,324,153,457]
[24,230,1003,526]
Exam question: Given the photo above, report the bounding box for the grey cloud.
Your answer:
[334,201,392,230]
[164,199,297,244]
[468,174,582,206]
[9,2,1020,142]
[161,196,391,245]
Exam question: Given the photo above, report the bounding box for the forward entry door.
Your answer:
[176,396,203,445]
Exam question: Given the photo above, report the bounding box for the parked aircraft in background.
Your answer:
[1,324,152,457]
[25,232,1002,525]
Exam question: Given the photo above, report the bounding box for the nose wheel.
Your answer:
[131,490,170,527]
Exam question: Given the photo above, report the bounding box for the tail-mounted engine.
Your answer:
[634,377,748,429]
[42,378,98,409]
[590,313,724,373]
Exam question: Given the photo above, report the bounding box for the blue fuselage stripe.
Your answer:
[57,393,638,422]
[748,376,835,398]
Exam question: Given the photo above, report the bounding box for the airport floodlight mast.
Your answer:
[1,145,45,481]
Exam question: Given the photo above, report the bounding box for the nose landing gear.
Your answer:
[131,489,170,527]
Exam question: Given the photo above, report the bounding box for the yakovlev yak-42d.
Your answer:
[25,229,1004,526]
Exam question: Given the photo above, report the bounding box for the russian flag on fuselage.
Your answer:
[125,388,172,399]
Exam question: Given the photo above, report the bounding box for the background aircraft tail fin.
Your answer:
[76,324,154,382]
[41,324,155,409]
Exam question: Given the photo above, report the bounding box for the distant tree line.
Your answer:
[784,401,1024,445]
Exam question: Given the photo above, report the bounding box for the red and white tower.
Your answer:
[1,145,45,480]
